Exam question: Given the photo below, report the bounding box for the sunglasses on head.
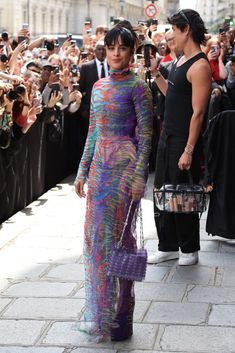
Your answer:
[178,10,190,25]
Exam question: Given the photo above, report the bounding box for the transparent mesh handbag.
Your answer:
[154,171,209,214]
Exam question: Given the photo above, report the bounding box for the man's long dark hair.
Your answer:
[168,9,208,45]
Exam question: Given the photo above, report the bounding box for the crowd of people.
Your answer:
[0,8,235,343]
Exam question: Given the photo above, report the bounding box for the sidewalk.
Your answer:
[0,174,235,353]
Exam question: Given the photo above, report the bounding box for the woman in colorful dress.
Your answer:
[74,24,153,342]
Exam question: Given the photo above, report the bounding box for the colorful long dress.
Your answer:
[76,67,153,340]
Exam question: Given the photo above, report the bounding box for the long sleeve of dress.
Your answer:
[76,89,97,181]
[132,80,153,183]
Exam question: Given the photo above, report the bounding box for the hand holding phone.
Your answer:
[50,82,61,93]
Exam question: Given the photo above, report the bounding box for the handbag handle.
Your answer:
[118,200,144,249]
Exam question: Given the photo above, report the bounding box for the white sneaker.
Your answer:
[178,251,198,266]
[147,250,179,264]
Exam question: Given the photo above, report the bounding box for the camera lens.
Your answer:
[15,85,26,95]
[0,54,8,63]
[6,90,18,101]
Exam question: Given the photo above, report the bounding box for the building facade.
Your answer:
[0,0,180,36]
[196,0,235,31]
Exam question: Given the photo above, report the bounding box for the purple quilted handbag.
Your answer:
[107,201,147,282]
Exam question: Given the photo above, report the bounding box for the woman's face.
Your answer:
[106,36,132,71]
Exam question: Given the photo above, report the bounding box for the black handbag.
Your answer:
[107,201,147,282]
[154,171,209,214]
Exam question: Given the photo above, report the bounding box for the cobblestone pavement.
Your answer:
[0,174,235,353]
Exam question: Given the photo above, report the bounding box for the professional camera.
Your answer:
[6,85,26,101]
[1,31,9,42]
[0,54,8,63]
[44,40,55,51]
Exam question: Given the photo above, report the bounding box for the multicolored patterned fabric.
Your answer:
[76,67,153,341]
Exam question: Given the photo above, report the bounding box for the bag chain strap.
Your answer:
[118,200,144,249]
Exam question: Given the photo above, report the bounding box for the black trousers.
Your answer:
[154,132,201,253]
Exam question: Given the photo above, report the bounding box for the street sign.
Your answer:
[145,3,158,18]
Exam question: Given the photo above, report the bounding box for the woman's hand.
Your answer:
[178,151,192,170]
[69,90,82,105]
[74,179,86,198]
[47,91,62,108]
[131,178,145,201]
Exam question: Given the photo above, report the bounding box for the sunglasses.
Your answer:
[178,10,190,25]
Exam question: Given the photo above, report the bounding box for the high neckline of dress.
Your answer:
[110,66,131,78]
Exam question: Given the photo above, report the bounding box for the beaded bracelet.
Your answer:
[184,143,194,155]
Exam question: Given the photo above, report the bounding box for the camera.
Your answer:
[147,19,158,27]
[80,51,88,59]
[0,54,8,63]
[18,36,26,44]
[1,32,9,42]
[113,18,120,25]
[44,40,55,51]
[6,85,26,101]
[219,28,225,34]
[138,20,147,26]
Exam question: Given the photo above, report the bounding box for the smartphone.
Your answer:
[73,83,80,91]
[50,83,60,93]
[18,36,25,44]
[33,97,41,107]
[86,29,92,35]
[53,66,60,74]
[70,40,76,46]
[211,45,217,53]
[66,33,72,40]
[80,51,88,59]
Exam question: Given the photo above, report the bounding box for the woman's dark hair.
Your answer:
[168,9,208,45]
[104,23,138,54]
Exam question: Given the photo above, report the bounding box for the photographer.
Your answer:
[135,41,160,170]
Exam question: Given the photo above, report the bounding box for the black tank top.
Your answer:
[163,52,208,138]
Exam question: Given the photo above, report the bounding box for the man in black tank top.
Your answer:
[148,9,212,266]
